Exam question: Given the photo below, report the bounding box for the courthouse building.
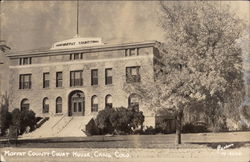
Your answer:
[6,37,162,126]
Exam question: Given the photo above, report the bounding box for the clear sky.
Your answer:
[0,1,249,52]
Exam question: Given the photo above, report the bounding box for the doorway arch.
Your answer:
[68,90,85,116]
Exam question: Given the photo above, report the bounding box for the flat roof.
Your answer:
[6,40,159,58]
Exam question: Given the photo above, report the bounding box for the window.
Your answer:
[56,97,62,113]
[19,74,32,89]
[105,68,112,85]
[129,48,136,56]
[70,70,83,86]
[91,95,98,112]
[19,57,32,65]
[126,66,141,83]
[56,72,63,87]
[70,53,83,60]
[21,99,29,111]
[91,69,98,85]
[43,97,49,113]
[128,93,141,111]
[125,48,138,56]
[105,94,112,108]
[43,72,50,88]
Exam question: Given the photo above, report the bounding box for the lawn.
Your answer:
[1,131,250,149]
[1,132,249,162]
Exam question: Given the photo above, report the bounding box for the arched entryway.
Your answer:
[68,90,85,116]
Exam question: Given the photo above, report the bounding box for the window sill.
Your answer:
[56,87,64,89]
[54,113,63,116]
[18,89,32,91]
[70,85,84,88]
[105,84,114,86]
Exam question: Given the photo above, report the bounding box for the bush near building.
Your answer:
[155,109,176,134]
[11,108,21,128]
[95,106,144,135]
[0,104,11,136]
[11,108,37,135]
[0,106,38,136]
[20,109,37,134]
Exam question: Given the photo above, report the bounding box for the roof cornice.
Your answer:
[6,40,159,58]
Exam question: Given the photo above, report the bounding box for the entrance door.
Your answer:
[69,90,85,116]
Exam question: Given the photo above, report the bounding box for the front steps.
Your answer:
[57,116,93,137]
[21,115,94,139]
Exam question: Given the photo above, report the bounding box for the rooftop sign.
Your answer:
[50,36,104,50]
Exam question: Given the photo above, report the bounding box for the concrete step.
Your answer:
[22,116,64,138]
[21,115,94,139]
[57,116,93,137]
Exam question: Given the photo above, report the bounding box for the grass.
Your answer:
[1,131,250,149]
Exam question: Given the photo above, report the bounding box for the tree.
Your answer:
[124,1,246,144]
[11,108,21,134]
[0,94,11,136]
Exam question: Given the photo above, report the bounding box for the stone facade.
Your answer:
[6,40,162,127]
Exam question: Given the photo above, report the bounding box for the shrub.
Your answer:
[0,104,11,136]
[95,106,145,135]
[85,118,99,136]
[9,108,37,135]
[143,126,156,135]
[95,107,115,134]
[20,109,37,134]
[182,122,208,133]
[11,108,21,128]
[155,109,176,134]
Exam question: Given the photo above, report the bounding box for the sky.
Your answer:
[0,1,249,52]
[0,1,165,52]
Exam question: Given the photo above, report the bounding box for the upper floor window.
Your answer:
[126,66,141,83]
[56,72,63,88]
[70,53,83,60]
[125,48,138,57]
[91,95,98,112]
[105,68,112,85]
[43,72,50,88]
[70,70,83,87]
[91,69,98,85]
[19,74,32,89]
[19,57,32,65]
